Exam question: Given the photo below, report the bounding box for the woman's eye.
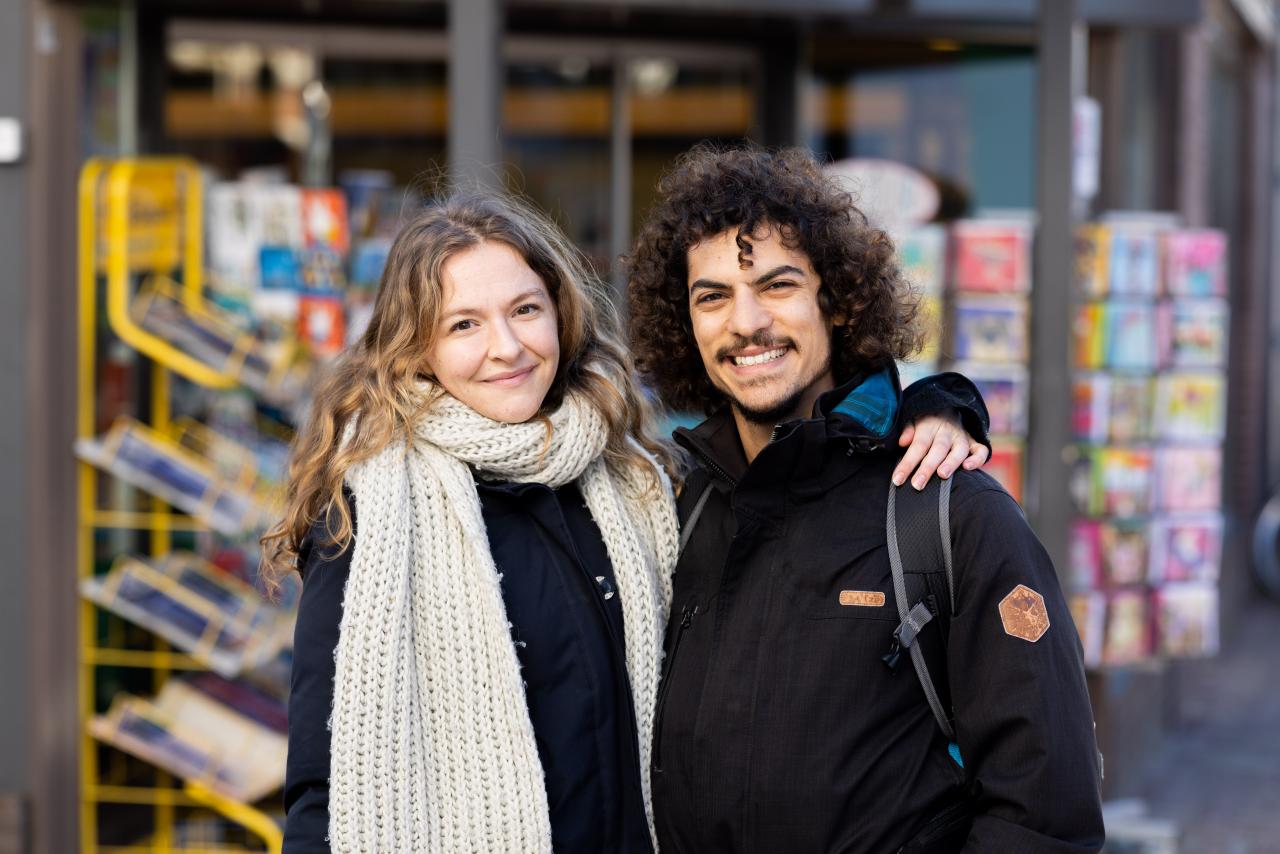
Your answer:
[450,319,475,333]
[515,303,541,316]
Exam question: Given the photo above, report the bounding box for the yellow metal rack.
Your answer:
[77,157,284,854]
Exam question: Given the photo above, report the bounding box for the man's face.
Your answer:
[686,225,835,425]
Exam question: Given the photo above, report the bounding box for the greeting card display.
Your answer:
[1069,519,1104,591]
[1069,592,1107,669]
[301,189,349,254]
[1099,519,1149,587]
[1154,372,1226,440]
[299,294,347,358]
[1091,447,1154,518]
[1162,229,1228,297]
[896,224,947,297]
[1154,446,1222,512]
[951,296,1028,362]
[949,220,1031,292]
[986,440,1024,504]
[1148,514,1223,583]
[1073,303,1107,370]
[1158,298,1228,367]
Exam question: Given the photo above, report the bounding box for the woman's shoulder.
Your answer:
[298,489,357,582]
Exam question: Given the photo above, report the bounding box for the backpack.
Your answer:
[885,476,963,765]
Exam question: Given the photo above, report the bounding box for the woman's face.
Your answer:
[425,240,560,423]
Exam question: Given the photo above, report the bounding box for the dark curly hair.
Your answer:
[626,143,924,414]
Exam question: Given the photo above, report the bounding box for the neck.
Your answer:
[731,378,833,463]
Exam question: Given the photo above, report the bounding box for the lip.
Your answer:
[484,366,536,385]
[723,346,791,372]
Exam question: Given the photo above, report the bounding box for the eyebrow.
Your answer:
[689,264,806,293]
[440,287,547,322]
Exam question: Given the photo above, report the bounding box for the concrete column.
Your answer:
[1028,0,1078,570]
[448,0,503,189]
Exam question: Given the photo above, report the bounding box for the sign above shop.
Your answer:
[823,158,940,232]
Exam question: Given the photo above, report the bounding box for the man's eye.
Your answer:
[766,280,795,291]
[695,292,725,305]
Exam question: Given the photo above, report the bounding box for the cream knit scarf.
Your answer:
[330,388,677,853]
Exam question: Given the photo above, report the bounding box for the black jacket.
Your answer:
[653,369,1104,854]
[282,480,653,854]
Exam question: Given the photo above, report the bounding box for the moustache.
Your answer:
[716,333,794,362]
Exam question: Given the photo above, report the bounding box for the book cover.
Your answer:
[1156,582,1220,657]
[1072,303,1106,370]
[1092,447,1154,517]
[1157,298,1229,368]
[1072,374,1110,442]
[1148,514,1223,583]
[953,361,1028,436]
[1068,519,1104,591]
[1074,224,1111,298]
[1104,300,1158,371]
[1107,375,1153,443]
[1099,519,1149,587]
[895,224,947,298]
[1107,226,1161,297]
[1162,229,1228,297]
[301,188,350,255]
[950,296,1029,362]
[1154,446,1222,512]
[949,220,1032,293]
[258,246,302,292]
[1154,372,1226,441]
[1103,588,1152,666]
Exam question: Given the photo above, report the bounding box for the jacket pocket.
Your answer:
[896,794,974,853]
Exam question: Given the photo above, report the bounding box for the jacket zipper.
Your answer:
[652,597,700,772]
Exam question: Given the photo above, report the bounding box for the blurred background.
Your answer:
[2,0,1279,851]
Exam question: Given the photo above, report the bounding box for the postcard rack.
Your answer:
[77,157,285,854]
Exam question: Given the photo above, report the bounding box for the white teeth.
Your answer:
[732,347,787,367]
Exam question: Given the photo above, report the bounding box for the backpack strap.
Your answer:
[677,468,716,557]
[886,476,957,744]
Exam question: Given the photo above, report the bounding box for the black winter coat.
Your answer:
[653,369,1105,854]
[282,480,654,854]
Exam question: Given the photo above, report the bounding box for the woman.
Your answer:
[262,191,987,854]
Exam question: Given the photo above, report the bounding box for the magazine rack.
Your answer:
[78,157,285,853]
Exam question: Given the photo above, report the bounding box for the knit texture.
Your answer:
[330,388,677,853]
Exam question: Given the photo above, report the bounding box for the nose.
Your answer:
[727,288,771,338]
[488,317,523,362]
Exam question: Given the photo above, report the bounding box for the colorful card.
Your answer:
[1073,303,1106,370]
[1157,298,1229,367]
[953,361,1028,436]
[301,188,350,255]
[1162,229,1228,297]
[1156,582,1219,657]
[1107,226,1161,297]
[1105,300,1158,370]
[895,224,948,298]
[1154,372,1226,440]
[1107,375,1153,443]
[1068,519,1104,591]
[1154,446,1222,512]
[949,220,1032,293]
[258,246,302,292]
[253,184,304,249]
[1104,588,1152,666]
[1075,224,1111,298]
[1069,591,1107,669]
[986,440,1024,504]
[1099,519,1149,587]
[1148,514,1223,583]
[350,237,392,292]
[1092,446,1154,517]
[1072,374,1110,442]
[950,296,1028,362]
[299,294,347,358]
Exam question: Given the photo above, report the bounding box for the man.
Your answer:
[627,145,1104,853]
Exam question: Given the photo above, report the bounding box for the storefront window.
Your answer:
[804,41,1035,216]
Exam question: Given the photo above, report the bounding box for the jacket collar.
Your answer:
[674,363,902,488]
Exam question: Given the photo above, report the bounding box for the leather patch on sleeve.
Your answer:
[999,584,1050,642]
[840,590,886,607]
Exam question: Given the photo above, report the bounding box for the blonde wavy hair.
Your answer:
[260,190,675,591]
